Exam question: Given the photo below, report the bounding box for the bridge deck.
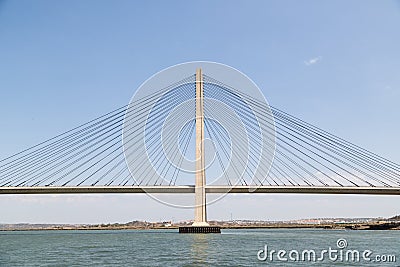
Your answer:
[0,186,400,195]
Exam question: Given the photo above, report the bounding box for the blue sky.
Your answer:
[0,0,400,223]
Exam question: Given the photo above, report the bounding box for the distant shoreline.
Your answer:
[1,221,399,231]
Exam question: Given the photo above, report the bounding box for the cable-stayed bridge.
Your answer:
[1,71,400,195]
[1,63,400,231]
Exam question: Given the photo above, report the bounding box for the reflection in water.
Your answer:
[190,234,210,265]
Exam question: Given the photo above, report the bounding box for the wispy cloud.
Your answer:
[304,56,322,66]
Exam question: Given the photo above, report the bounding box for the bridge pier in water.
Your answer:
[179,68,220,234]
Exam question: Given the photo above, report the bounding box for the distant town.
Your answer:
[1,215,399,231]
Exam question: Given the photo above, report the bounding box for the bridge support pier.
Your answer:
[193,68,209,227]
[180,68,220,234]
[179,226,221,233]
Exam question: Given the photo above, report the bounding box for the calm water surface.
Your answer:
[0,229,399,266]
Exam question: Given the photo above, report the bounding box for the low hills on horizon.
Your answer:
[1,214,399,231]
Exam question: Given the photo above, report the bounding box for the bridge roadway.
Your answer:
[1,186,400,195]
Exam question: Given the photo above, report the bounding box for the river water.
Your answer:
[0,229,399,266]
